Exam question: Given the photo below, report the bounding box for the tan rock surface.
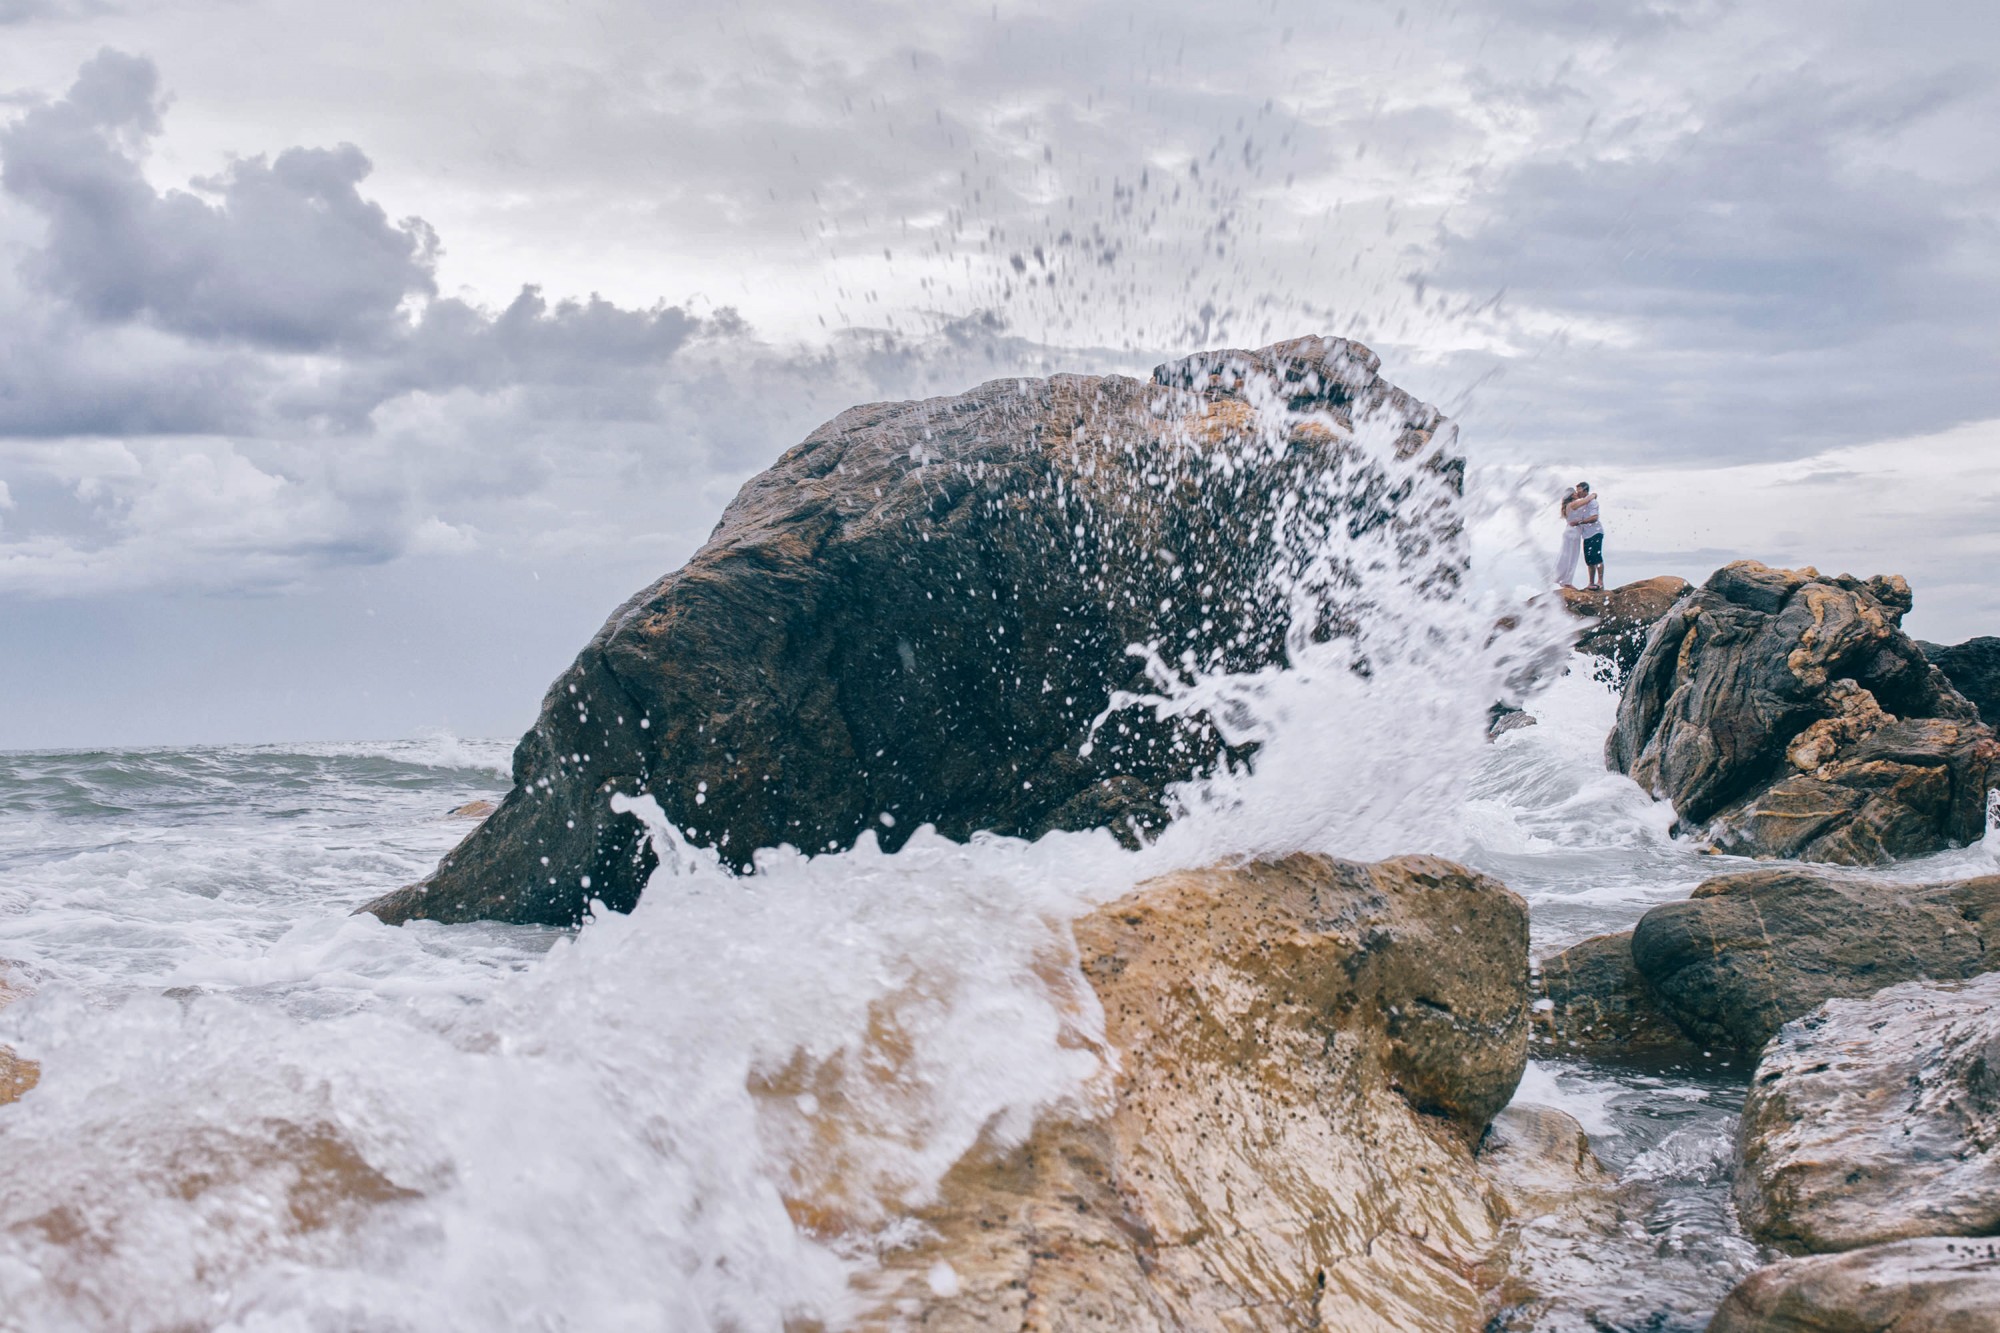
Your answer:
[0,974,38,1107]
[848,853,1536,1329]
[1736,972,2000,1254]
[1710,1238,2000,1332]
[1557,575,1692,678]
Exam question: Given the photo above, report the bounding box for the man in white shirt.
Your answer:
[1570,482,1605,591]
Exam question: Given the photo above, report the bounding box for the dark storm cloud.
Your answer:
[0,51,728,446]
[0,50,1083,595]
[1,51,437,352]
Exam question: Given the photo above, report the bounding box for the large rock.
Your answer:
[1628,867,2000,1054]
[1558,575,1691,678]
[1735,971,2000,1253]
[1608,561,1999,863]
[847,853,1534,1329]
[1711,1239,2000,1333]
[1533,929,1695,1055]
[1921,636,2000,727]
[366,337,1459,925]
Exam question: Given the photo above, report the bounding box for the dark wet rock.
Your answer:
[1921,636,2000,728]
[1735,971,2000,1254]
[1711,1238,2000,1332]
[1487,701,1537,739]
[1534,930,1696,1055]
[1558,575,1692,681]
[1608,561,1999,864]
[1628,867,2000,1055]
[851,853,1533,1327]
[364,337,1460,926]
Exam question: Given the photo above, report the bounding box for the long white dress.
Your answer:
[1554,495,1603,587]
[1554,512,1584,587]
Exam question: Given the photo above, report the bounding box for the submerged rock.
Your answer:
[1534,929,1695,1055]
[0,974,36,1107]
[365,336,1459,926]
[1630,867,2000,1054]
[1608,561,1998,864]
[1558,575,1692,679]
[1478,1104,1637,1331]
[1735,971,2000,1254]
[851,853,1534,1329]
[1711,1238,2000,1333]
[1920,635,2000,727]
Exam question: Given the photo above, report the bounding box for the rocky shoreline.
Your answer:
[1540,567,2000,1327]
[8,339,1984,1326]
[364,333,2000,1324]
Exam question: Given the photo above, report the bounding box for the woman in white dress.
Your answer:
[1554,484,1587,588]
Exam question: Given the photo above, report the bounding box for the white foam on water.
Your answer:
[0,819,1136,1329]
[8,380,1965,1326]
[1510,1060,1627,1139]
[290,733,515,778]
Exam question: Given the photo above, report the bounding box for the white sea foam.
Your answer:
[0,394,1926,1326]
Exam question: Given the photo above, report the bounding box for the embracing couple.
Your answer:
[1555,482,1605,591]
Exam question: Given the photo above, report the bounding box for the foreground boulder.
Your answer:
[1631,867,2000,1054]
[1538,868,2000,1056]
[850,853,1536,1328]
[366,337,1458,925]
[1920,635,2000,727]
[1608,561,1998,863]
[1735,971,2000,1254]
[1711,1239,2000,1333]
[1558,575,1691,679]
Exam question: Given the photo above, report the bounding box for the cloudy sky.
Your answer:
[1,0,1996,747]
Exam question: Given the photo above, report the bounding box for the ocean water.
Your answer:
[4,397,1996,1331]
[10,676,1994,1330]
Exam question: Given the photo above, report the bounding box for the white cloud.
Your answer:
[0,1,1997,740]
[1583,417,2000,641]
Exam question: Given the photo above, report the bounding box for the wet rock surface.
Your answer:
[0,974,36,1107]
[1735,971,2000,1254]
[1558,575,1692,679]
[1629,867,2000,1054]
[1477,1104,1636,1331]
[365,336,1458,925]
[1535,929,1697,1055]
[852,853,1535,1330]
[1711,1238,2000,1332]
[1921,636,2000,728]
[1608,561,1998,864]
